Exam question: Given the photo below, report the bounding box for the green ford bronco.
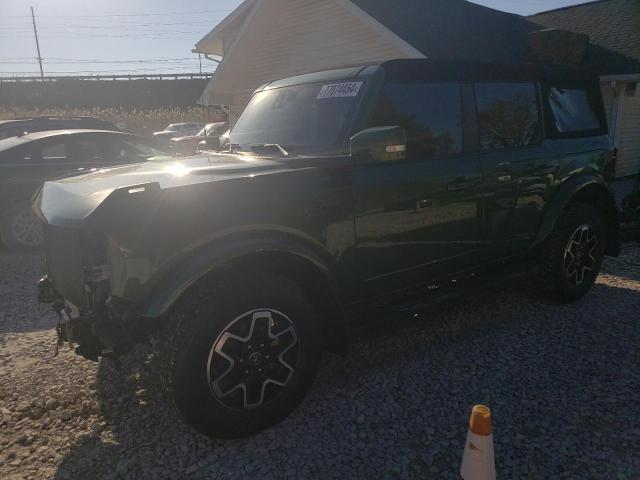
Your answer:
[36,59,619,438]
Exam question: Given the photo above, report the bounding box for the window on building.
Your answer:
[548,87,602,133]
[475,83,540,151]
[370,82,463,159]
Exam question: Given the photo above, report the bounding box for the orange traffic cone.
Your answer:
[460,405,496,480]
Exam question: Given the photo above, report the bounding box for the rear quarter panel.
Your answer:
[531,135,614,247]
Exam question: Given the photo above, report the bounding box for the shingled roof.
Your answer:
[527,0,640,75]
[351,0,530,63]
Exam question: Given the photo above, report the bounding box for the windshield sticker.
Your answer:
[317,81,363,99]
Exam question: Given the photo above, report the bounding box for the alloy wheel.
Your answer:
[563,224,598,286]
[207,309,299,410]
[10,208,44,248]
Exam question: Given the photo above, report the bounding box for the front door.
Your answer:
[353,82,483,295]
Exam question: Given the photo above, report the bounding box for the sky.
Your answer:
[0,0,596,77]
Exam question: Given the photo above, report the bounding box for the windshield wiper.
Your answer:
[250,143,289,157]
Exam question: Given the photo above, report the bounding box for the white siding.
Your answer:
[600,83,616,130]
[204,0,419,109]
[616,84,640,178]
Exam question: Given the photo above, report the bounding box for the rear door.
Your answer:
[0,138,73,207]
[353,81,484,295]
[471,82,548,254]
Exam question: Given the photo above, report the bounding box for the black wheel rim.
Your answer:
[563,224,598,286]
[206,309,299,410]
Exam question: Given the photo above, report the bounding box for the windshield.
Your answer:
[229,80,364,155]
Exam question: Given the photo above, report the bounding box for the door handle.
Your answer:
[497,175,512,182]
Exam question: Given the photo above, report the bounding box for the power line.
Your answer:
[0,19,216,27]
[1,66,216,74]
[0,33,204,40]
[0,58,201,64]
[0,56,198,61]
[2,9,233,18]
[0,29,209,35]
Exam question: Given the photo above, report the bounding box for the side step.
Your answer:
[349,266,532,329]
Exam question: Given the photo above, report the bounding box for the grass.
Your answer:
[0,106,211,137]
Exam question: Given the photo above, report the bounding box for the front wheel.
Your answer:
[537,203,606,302]
[155,271,321,439]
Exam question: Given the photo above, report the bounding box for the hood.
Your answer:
[35,152,290,228]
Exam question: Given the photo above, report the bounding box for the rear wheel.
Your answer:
[0,201,44,251]
[537,203,606,302]
[155,270,321,438]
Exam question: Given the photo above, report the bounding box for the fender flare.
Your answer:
[532,174,620,256]
[141,228,340,319]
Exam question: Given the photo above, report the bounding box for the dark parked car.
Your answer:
[0,129,167,250]
[36,59,619,438]
[0,116,119,140]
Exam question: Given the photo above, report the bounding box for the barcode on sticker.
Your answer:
[317,82,363,99]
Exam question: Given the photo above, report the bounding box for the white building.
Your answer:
[195,0,640,178]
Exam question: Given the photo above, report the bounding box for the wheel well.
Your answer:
[568,183,620,256]
[195,251,350,355]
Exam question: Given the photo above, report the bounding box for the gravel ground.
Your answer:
[0,244,639,480]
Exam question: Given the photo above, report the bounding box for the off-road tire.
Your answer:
[154,270,321,439]
[536,203,606,303]
[0,201,44,251]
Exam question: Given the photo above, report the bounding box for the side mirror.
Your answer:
[350,126,407,163]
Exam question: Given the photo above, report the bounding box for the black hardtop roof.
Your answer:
[380,58,601,84]
[262,59,602,91]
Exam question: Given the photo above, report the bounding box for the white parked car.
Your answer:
[153,123,205,142]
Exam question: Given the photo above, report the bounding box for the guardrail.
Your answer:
[0,73,214,83]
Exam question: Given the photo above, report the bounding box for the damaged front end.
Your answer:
[38,227,158,361]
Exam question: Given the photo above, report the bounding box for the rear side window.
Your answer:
[23,141,68,163]
[547,87,602,133]
[370,82,463,159]
[475,83,540,151]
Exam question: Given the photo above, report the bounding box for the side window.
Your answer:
[68,136,107,163]
[475,83,540,151]
[24,141,68,163]
[370,82,463,159]
[547,87,602,133]
[118,139,163,161]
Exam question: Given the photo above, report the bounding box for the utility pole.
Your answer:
[30,6,44,80]
[199,53,202,75]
